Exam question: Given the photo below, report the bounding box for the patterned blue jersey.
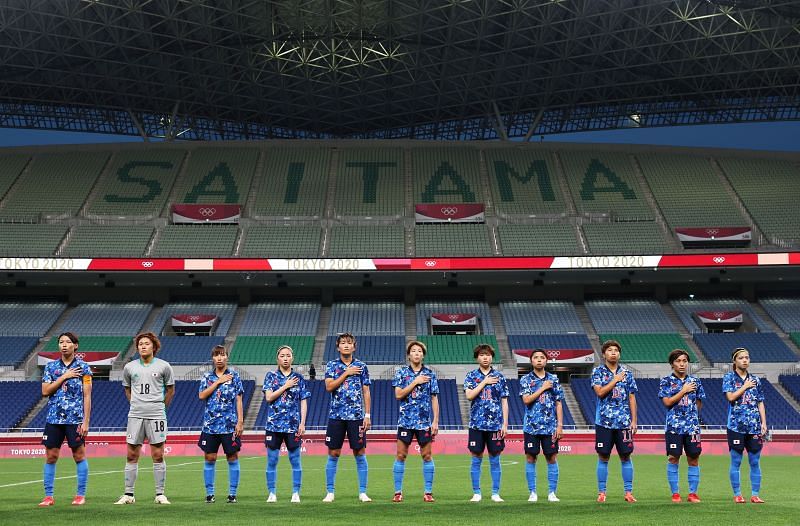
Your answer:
[464,368,509,432]
[393,365,439,430]
[519,371,564,435]
[326,358,371,421]
[263,369,311,433]
[658,374,706,435]
[42,358,92,425]
[723,371,765,434]
[199,369,243,434]
[591,365,638,429]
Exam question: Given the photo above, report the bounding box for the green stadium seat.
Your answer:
[485,149,567,216]
[172,148,258,205]
[415,224,494,257]
[151,225,238,257]
[0,225,68,256]
[598,333,696,363]
[329,225,405,257]
[230,336,314,365]
[497,224,580,256]
[582,222,669,254]
[335,148,404,217]
[252,148,330,218]
[416,335,500,364]
[412,148,482,204]
[62,225,154,257]
[239,225,321,258]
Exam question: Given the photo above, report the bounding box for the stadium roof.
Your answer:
[1,0,799,141]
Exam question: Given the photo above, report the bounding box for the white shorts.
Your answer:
[126,417,169,445]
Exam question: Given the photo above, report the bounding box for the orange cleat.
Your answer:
[71,496,85,506]
[750,496,765,504]
[423,493,435,503]
[624,492,637,503]
[671,493,682,503]
[38,496,55,507]
[597,492,606,503]
[733,495,746,503]
[392,492,403,503]
[687,493,701,503]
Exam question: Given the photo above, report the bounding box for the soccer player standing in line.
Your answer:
[392,341,439,503]
[38,332,92,507]
[464,343,509,503]
[592,339,638,503]
[263,345,310,503]
[323,333,372,503]
[198,345,244,504]
[519,348,564,503]
[723,347,767,504]
[115,332,175,505]
[659,349,705,503]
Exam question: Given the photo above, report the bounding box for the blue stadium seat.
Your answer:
[0,381,41,432]
[322,335,406,364]
[693,333,797,364]
[0,336,39,367]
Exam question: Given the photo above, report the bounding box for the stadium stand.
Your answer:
[416,301,495,335]
[322,335,406,364]
[0,301,66,337]
[167,379,257,429]
[151,224,238,257]
[415,223,494,257]
[671,298,773,334]
[507,334,593,353]
[230,336,314,365]
[779,374,800,405]
[141,336,225,365]
[500,301,585,335]
[29,380,130,431]
[328,301,404,336]
[52,302,152,335]
[596,333,695,363]
[506,379,576,428]
[252,147,330,218]
[334,147,405,217]
[255,379,327,430]
[581,222,669,254]
[147,301,237,336]
[693,333,797,364]
[328,225,405,257]
[239,302,320,336]
[0,154,29,199]
[1,381,45,432]
[170,147,258,205]
[61,225,154,257]
[484,149,567,216]
[497,224,580,256]
[585,300,675,333]
[239,225,321,257]
[415,335,500,364]
[0,337,39,367]
[437,379,464,429]
[41,336,131,355]
[759,297,800,333]
[412,148,482,204]
[0,224,68,256]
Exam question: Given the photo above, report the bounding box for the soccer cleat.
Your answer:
[548,492,560,502]
[38,496,55,507]
[469,493,482,502]
[596,492,606,503]
[205,495,215,504]
[733,495,746,503]
[687,493,701,503]
[226,495,237,504]
[392,492,403,503]
[322,492,335,503]
[154,494,171,505]
[267,493,277,503]
[290,492,300,503]
[114,494,135,505]
[528,492,538,502]
[490,494,504,503]
[358,493,372,503]
[750,496,765,504]
[671,493,682,503]
[71,496,85,506]
[624,492,637,503]
[423,493,435,503]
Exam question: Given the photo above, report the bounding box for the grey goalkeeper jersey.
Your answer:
[122,357,175,419]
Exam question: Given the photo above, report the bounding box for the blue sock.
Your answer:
[525,461,536,492]
[43,462,56,497]
[288,448,302,493]
[688,465,700,494]
[547,462,559,494]
[596,459,609,493]
[393,460,405,493]
[667,462,679,494]
[355,455,368,494]
[227,460,240,496]
[489,454,502,495]
[266,449,279,493]
[325,455,339,493]
[470,456,482,494]
[729,449,743,496]
[75,459,88,497]
[204,461,215,495]
[422,460,434,493]
[748,451,761,495]
[621,459,634,493]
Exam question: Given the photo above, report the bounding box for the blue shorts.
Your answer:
[325,419,366,451]
[265,430,303,451]
[42,423,83,449]
[468,428,505,455]
[523,432,558,457]
[727,429,763,454]
[595,425,634,456]
[397,427,433,446]
[665,432,702,458]
[198,432,241,455]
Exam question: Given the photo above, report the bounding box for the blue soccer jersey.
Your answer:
[325,358,371,421]
[199,368,244,434]
[723,371,765,434]
[658,374,706,435]
[591,365,638,429]
[393,365,439,430]
[519,371,564,435]
[464,368,509,432]
[263,369,311,433]
[42,358,92,425]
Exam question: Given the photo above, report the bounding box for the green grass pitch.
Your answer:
[2,454,798,525]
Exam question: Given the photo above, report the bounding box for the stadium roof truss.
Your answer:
[0,0,798,141]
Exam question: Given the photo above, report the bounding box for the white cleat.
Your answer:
[491,494,505,503]
[548,492,560,502]
[469,493,482,502]
[267,493,277,503]
[114,494,135,505]
[322,492,335,503]
[528,492,538,502]
[154,494,171,505]
[290,492,301,503]
[358,493,372,502]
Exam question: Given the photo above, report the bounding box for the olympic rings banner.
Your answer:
[37,351,118,366]
[172,204,241,224]
[415,203,485,223]
[513,349,595,364]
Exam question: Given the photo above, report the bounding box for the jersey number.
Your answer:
[152,420,165,432]
[139,384,151,395]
